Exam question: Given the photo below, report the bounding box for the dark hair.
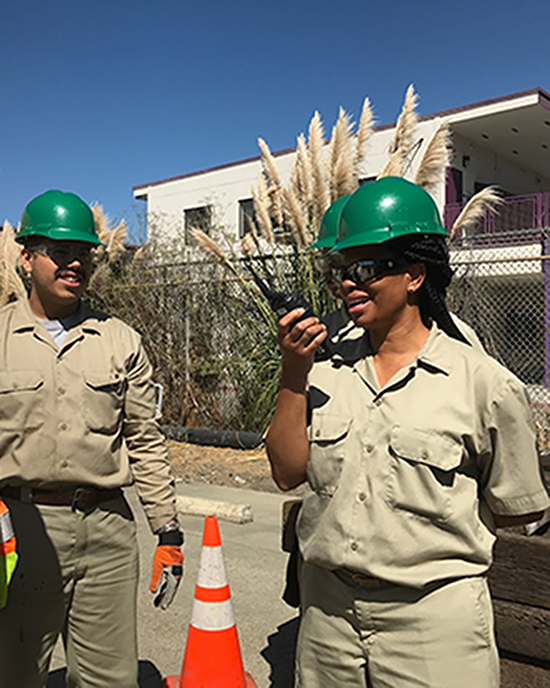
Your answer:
[387,234,470,345]
[20,236,45,250]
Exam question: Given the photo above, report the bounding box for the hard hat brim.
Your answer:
[307,236,335,250]
[16,227,106,247]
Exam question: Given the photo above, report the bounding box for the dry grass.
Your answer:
[308,111,329,229]
[328,107,357,201]
[450,187,503,239]
[258,138,284,227]
[414,121,451,196]
[0,220,26,306]
[92,203,127,260]
[378,84,419,179]
[355,96,375,171]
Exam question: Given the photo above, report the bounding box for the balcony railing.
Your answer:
[445,192,550,244]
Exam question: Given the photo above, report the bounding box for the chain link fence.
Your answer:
[448,227,550,452]
[91,230,550,449]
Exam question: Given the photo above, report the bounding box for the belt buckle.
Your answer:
[71,487,90,512]
[345,569,384,589]
[351,571,371,587]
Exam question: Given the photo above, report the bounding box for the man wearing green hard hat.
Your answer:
[267,177,549,687]
[309,194,360,346]
[0,190,183,686]
[15,190,106,318]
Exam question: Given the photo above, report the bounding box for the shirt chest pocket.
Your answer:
[308,413,352,497]
[83,372,126,434]
[387,426,464,524]
[0,370,45,431]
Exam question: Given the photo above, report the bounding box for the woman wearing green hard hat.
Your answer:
[266,177,549,687]
[310,189,483,353]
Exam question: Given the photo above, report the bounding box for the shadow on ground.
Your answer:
[47,660,164,687]
[261,616,300,687]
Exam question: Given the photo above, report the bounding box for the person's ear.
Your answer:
[20,247,33,276]
[406,263,426,295]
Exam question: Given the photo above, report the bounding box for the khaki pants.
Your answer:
[0,494,139,688]
[297,562,499,688]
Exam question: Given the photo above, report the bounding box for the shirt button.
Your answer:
[58,387,66,395]
[60,423,68,431]
[314,429,321,438]
[374,398,383,407]
[61,460,69,468]
[366,444,374,453]
[358,492,366,502]
[421,449,430,459]
[350,542,358,551]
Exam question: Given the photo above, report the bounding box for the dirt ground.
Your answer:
[167,440,283,494]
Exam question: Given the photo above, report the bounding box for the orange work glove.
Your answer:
[150,526,184,610]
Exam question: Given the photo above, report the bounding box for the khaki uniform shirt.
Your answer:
[451,314,485,352]
[0,299,176,533]
[298,325,549,587]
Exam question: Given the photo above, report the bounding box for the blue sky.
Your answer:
[2,0,549,240]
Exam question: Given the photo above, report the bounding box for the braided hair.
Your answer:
[388,234,470,345]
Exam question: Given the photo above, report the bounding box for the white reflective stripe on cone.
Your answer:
[0,510,14,543]
[190,598,236,632]
[197,546,228,588]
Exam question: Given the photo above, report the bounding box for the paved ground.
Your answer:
[47,482,300,687]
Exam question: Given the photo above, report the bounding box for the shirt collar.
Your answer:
[413,324,452,376]
[11,299,102,336]
[333,321,454,376]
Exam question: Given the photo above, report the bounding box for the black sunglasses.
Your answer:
[334,257,409,288]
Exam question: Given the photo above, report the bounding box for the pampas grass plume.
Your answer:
[414,121,451,196]
[450,187,503,240]
[378,84,419,179]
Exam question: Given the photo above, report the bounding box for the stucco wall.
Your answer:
[138,117,449,245]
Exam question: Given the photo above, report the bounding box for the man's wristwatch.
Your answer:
[157,520,180,534]
[157,520,184,546]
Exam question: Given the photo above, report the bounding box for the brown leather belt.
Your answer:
[337,568,389,589]
[1,485,122,511]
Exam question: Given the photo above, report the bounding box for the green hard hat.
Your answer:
[309,194,351,250]
[17,190,104,245]
[334,177,446,251]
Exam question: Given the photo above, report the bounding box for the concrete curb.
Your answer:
[176,495,254,524]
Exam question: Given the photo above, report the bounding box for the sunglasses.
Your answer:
[334,257,409,288]
[32,244,95,265]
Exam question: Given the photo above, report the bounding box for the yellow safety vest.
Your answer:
[0,499,17,609]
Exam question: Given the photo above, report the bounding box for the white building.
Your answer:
[133,87,550,245]
[133,88,550,390]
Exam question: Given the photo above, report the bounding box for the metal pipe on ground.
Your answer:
[162,426,263,450]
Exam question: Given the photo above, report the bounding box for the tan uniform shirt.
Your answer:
[451,314,485,352]
[298,325,549,587]
[0,298,176,532]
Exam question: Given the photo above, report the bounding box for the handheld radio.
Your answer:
[245,261,331,358]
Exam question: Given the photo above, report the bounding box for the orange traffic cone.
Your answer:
[164,516,257,687]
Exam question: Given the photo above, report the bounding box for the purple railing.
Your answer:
[444,192,550,242]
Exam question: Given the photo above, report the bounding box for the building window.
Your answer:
[238,198,291,240]
[184,205,212,241]
[238,199,256,238]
